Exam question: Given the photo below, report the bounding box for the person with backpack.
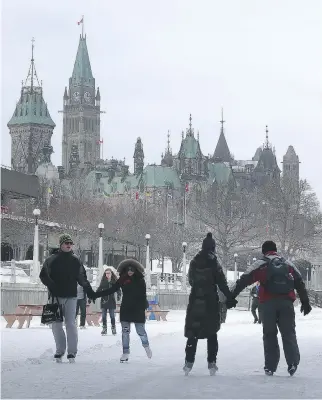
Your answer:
[39,234,95,363]
[97,266,122,335]
[231,240,312,376]
[183,233,238,376]
[93,259,152,362]
[250,282,262,323]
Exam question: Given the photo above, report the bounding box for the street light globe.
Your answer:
[234,253,238,258]
[182,242,187,248]
[33,208,41,216]
[145,234,151,240]
[98,223,104,229]
[253,257,257,262]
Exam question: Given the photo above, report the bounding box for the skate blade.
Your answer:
[68,359,75,364]
[183,367,191,376]
[55,359,62,363]
[120,359,128,363]
[209,369,217,376]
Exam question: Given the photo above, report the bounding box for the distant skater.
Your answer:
[97,266,121,335]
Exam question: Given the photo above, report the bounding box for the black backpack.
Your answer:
[264,256,295,295]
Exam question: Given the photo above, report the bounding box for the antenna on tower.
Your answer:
[220,107,225,133]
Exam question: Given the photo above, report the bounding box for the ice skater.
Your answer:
[97,266,122,335]
[250,282,262,323]
[183,233,237,376]
[231,240,312,376]
[94,259,152,362]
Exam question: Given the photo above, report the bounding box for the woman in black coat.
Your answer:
[95,259,152,362]
[184,233,237,375]
[97,266,122,335]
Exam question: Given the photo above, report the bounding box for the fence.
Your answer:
[1,283,251,314]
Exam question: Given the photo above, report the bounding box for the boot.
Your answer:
[144,346,152,359]
[111,325,116,335]
[183,361,193,376]
[101,326,107,335]
[120,353,129,362]
[288,364,298,376]
[208,362,218,376]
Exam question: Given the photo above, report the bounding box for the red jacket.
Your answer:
[232,251,309,304]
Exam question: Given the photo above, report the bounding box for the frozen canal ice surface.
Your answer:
[1,308,322,399]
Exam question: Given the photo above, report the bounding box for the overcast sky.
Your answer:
[2,0,322,203]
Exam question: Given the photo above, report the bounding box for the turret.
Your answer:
[133,137,144,175]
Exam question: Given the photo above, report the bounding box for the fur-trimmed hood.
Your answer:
[117,259,145,275]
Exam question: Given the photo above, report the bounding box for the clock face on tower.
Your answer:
[84,91,91,103]
[73,91,80,102]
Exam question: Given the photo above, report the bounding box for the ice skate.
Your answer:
[183,361,193,376]
[120,353,129,363]
[264,367,274,376]
[54,354,63,363]
[67,354,76,363]
[101,326,107,336]
[79,326,86,329]
[288,364,297,376]
[111,326,117,335]
[144,346,152,359]
[208,362,218,376]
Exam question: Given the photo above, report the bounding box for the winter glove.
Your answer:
[86,287,96,302]
[226,298,238,309]
[300,301,312,316]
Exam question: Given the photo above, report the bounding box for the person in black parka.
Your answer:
[183,233,237,375]
[98,266,122,335]
[94,258,152,362]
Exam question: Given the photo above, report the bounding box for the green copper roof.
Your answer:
[179,135,202,159]
[208,162,232,185]
[102,175,140,196]
[141,165,181,189]
[8,87,55,128]
[72,36,94,85]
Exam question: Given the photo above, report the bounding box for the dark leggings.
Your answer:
[185,334,218,363]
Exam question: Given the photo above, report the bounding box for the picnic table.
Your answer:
[2,300,169,328]
[3,304,43,329]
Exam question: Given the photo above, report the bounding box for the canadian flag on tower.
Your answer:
[97,139,103,144]
[77,17,83,25]
[185,183,189,192]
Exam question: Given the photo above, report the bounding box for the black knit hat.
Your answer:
[202,232,216,251]
[262,240,277,254]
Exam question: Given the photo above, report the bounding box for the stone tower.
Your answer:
[62,33,101,175]
[133,137,144,175]
[8,39,55,174]
[282,145,300,192]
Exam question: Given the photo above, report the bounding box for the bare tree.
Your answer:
[259,179,322,258]
[188,182,261,273]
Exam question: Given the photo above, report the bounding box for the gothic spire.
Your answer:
[24,38,41,92]
[264,125,270,149]
[213,109,231,163]
[71,34,94,85]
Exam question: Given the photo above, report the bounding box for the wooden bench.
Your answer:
[3,313,33,329]
[85,312,101,327]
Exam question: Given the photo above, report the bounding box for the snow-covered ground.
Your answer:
[1,307,322,399]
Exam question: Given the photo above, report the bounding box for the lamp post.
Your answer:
[145,234,151,290]
[252,257,257,263]
[182,242,187,291]
[234,253,238,281]
[96,223,104,287]
[32,208,41,283]
[306,267,309,289]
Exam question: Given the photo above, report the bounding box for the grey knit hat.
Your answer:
[59,233,73,246]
